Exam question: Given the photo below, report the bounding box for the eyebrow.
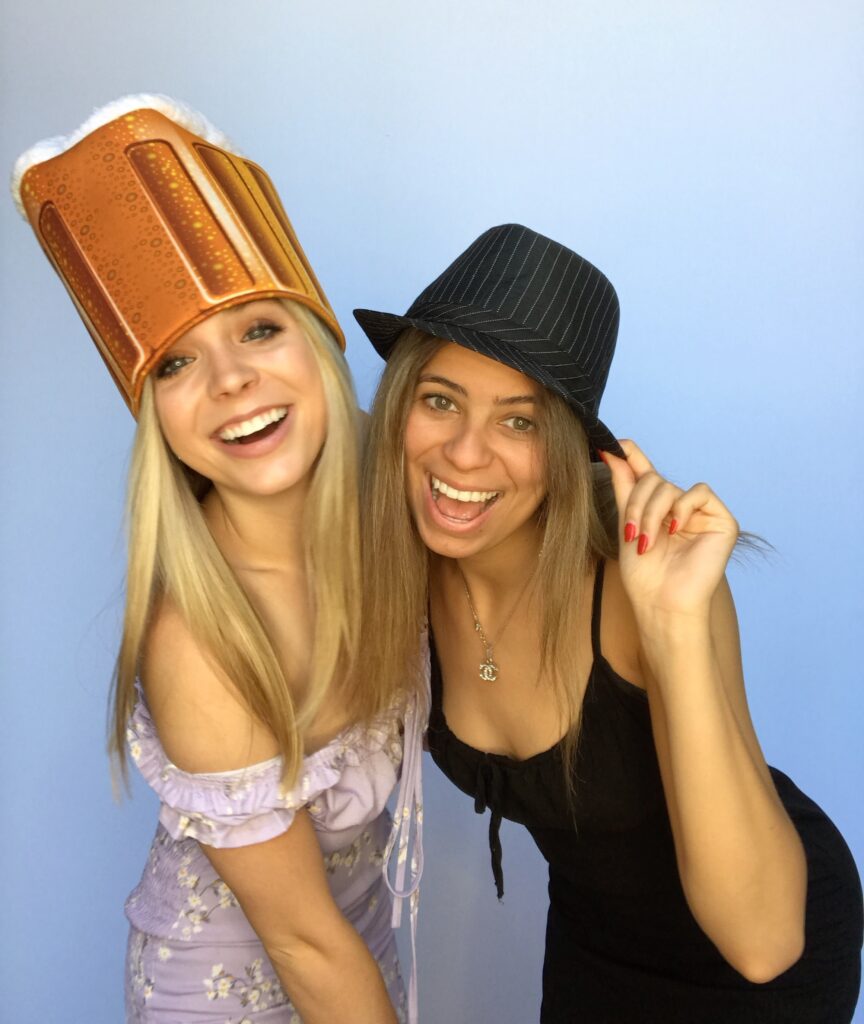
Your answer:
[225,300,280,317]
[418,374,536,406]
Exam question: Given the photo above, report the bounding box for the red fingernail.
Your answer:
[637,533,649,555]
[668,519,678,536]
[624,522,637,543]
[596,448,608,464]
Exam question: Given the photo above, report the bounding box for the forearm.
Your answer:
[639,613,807,980]
[200,813,398,1024]
[266,915,398,1024]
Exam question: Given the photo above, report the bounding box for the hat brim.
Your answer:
[354,307,624,459]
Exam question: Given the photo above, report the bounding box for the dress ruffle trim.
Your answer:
[127,698,404,848]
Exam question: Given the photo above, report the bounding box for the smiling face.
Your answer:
[152,299,327,499]
[403,343,547,561]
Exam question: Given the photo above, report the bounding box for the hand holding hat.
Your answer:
[600,440,739,622]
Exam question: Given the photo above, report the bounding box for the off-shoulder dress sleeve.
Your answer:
[127,698,338,848]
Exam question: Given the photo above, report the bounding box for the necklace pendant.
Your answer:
[479,656,499,683]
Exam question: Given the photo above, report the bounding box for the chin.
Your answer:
[414,520,484,559]
[218,464,314,499]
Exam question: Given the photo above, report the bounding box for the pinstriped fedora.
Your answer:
[354,223,623,457]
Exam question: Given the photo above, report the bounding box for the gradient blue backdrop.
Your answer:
[1,2,861,1021]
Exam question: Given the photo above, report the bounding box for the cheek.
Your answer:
[283,338,322,386]
[403,410,425,469]
[154,392,196,463]
[288,346,327,420]
[402,414,430,510]
[404,403,445,459]
[529,449,547,495]
[514,444,547,506]
[301,386,328,461]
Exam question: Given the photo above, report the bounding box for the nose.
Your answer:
[206,344,258,399]
[442,416,494,472]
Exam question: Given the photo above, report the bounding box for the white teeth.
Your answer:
[219,407,288,441]
[431,475,500,503]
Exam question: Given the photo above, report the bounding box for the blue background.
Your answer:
[1,1,861,1021]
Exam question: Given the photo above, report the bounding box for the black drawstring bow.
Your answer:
[474,759,505,899]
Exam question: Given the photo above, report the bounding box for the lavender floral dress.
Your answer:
[124,692,424,1024]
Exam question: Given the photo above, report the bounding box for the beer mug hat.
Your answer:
[12,94,344,415]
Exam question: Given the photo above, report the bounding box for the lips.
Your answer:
[215,405,289,443]
[430,474,501,524]
[211,405,295,459]
[432,475,500,503]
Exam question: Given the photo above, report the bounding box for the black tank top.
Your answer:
[428,560,668,897]
[427,562,863,1022]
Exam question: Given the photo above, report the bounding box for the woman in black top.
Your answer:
[354,224,862,1022]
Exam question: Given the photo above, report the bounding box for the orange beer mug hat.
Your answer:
[12,95,344,414]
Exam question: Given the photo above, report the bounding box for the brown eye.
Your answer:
[424,394,456,412]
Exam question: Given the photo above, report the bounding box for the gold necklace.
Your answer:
[458,566,536,682]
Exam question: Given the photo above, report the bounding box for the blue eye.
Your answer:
[243,321,284,342]
[155,355,193,379]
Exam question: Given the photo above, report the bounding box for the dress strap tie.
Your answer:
[383,689,425,1024]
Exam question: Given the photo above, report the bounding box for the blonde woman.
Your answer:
[355,224,862,1023]
[13,96,422,1024]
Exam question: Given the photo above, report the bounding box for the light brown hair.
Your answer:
[358,328,618,781]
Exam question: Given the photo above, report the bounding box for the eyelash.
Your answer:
[243,320,284,343]
[423,393,457,413]
[503,415,535,433]
[155,320,285,379]
[420,393,535,432]
[155,355,192,380]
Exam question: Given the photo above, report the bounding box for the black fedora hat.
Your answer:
[354,223,623,457]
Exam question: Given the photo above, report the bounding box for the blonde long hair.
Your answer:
[359,329,618,779]
[110,302,377,790]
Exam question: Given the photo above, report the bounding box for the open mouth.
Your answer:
[218,407,289,446]
[430,474,501,522]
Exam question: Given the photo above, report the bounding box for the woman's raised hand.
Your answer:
[600,440,739,621]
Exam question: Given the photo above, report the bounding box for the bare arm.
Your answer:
[202,813,397,1024]
[143,600,398,1023]
[602,443,807,983]
[637,580,806,982]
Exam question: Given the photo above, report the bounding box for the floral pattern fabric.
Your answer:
[124,696,415,1023]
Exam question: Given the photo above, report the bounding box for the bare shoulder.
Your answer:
[142,597,279,773]
[597,558,647,690]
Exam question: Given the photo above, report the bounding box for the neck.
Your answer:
[204,481,309,574]
[438,519,545,602]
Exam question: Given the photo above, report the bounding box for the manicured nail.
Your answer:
[624,522,637,544]
[668,519,678,536]
[637,533,649,555]
[596,449,608,465]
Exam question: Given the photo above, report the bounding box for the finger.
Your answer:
[667,482,739,536]
[617,438,657,478]
[597,449,637,534]
[634,478,684,553]
[621,472,679,551]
